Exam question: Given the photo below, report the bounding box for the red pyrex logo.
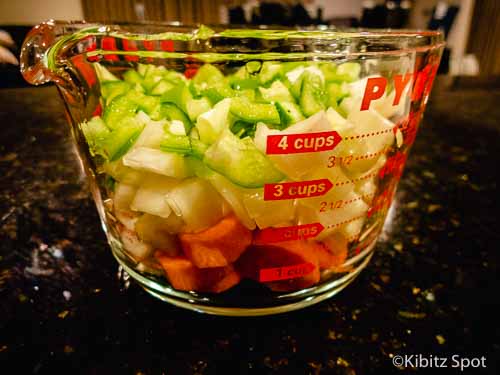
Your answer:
[360,64,439,111]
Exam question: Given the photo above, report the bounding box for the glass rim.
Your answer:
[21,19,445,86]
[38,19,445,47]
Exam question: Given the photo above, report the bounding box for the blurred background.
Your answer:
[0,0,498,87]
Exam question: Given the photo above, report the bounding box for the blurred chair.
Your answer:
[361,0,412,28]
[427,2,460,74]
[0,26,32,88]
[0,30,18,65]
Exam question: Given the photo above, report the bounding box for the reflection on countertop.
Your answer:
[0,80,499,374]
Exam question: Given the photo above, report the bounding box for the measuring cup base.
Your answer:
[112,243,375,316]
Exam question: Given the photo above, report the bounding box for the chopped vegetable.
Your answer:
[94,63,119,83]
[113,182,137,211]
[206,172,256,230]
[78,56,407,295]
[102,118,144,161]
[192,64,225,88]
[135,214,182,255]
[130,175,179,218]
[259,80,294,102]
[133,119,167,149]
[102,159,149,186]
[230,97,281,125]
[259,62,282,84]
[166,177,225,232]
[114,209,139,232]
[159,104,192,132]
[300,71,326,117]
[253,111,332,179]
[242,189,296,229]
[204,130,284,188]
[319,232,349,269]
[155,252,238,292]
[196,98,231,144]
[81,116,110,157]
[160,131,208,158]
[123,147,191,178]
[101,81,131,104]
[118,223,152,261]
[179,215,252,268]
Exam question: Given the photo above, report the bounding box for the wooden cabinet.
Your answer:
[467,0,500,76]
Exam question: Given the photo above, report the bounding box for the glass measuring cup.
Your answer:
[20,21,444,316]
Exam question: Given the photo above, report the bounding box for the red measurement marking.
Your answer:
[412,65,430,102]
[142,40,155,50]
[397,116,410,131]
[84,36,98,62]
[142,40,156,63]
[184,67,198,79]
[327,154,353,168]
[264,179,333,201]
[184,56,199,78]
[92,103,102,117]
[326,214,367,229]
[354,149,387,161]
[122,39,139,62]
[254,223,325,244]
[334,172,378,188]
[259,262,315,282]
[266,131,342,155]
[319,194,375,212]
[367,185,396,218]
[378,152,406,180]
[71,55,97,87]
[423,64,439,99]
[101,37,119,61]
[344,128,393,141]
[160,40,174,52]
[404,109,424,146]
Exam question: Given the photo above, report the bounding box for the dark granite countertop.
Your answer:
[0,79,499,374]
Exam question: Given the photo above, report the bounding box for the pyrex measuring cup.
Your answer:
[21,21,444,316]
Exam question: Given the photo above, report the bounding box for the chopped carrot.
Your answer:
[236,241,320,292]
[210,269,241,293]
[179,215,252,268]
[154,251,239,293]
[321,232,349,269]
[309,242,337,270]
[154,253,201,291]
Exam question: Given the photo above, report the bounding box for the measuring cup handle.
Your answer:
[20,20,60,85]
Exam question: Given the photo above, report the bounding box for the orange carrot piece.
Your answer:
[154,251,240,293]
[210,269,241,293]
[154,253,201,291]
[321,232,349,269]
[310,242,337,269]
[179,215,252,268]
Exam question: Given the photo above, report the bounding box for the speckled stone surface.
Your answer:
[0,82,499,374]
